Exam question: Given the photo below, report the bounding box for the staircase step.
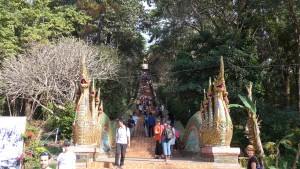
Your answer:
[76,157,243,169]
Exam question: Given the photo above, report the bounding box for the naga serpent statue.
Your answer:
[179,56,233,150]
[72,57,108,147]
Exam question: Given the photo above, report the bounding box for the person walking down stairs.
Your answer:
[162,121,173,163]
[132,113,138,138]
[144,113,149,137]
[148,112,155,137]
[127,115,135,138]
[114,118,130,168]
[154,119,164,159]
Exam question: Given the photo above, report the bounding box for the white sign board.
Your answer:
[0,117,26,169]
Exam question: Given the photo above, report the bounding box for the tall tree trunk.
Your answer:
[276,145,280,168]
[293,143,300,169]
[297,31,300,116]
[6,96,12,116]
[246,83,267,168]
[283,66,291,107]
[287,0,300,116]
[24,99,33,121]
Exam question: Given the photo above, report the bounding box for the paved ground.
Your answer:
[77,156,243,169]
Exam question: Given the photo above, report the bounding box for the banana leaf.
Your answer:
[238,94,257,114]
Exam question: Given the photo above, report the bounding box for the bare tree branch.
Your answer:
[0,37,120,111]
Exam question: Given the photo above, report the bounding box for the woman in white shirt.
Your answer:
[169,124,176,157]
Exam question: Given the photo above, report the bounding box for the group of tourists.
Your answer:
[153,118,179,162]
[141,71,151,84]
[113,100,180,167]
[138,95,153,115]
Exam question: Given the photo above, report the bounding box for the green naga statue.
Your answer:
[200,56,233,147]
[73,57,104,146]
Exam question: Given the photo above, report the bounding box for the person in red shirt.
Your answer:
[154,119,163,159]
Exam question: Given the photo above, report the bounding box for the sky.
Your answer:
[141,1,156,49]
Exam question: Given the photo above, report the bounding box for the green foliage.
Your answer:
[25,144,58,169]
[148,4,300,168]
[0,96,6,115]
[97,79,133,119]
[231,125,248,149]
[45,102,75,139]
[26,125,38,133]
[237,94,257,114]
[229,104,245,109]
[260,109,299,168]
[264,133,295,166]
[35,147,47,154]
[78,0,146,46]
[22,126,45,168]
[0,0,90,58]
[240,158,248,168]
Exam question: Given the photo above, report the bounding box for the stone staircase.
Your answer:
[77,157,242,169]
[76,73,244,168]
[126,126,154,158]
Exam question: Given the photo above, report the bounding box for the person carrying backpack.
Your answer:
[162,120,173,162]
[127,116,135,138]
[246,145,263,169]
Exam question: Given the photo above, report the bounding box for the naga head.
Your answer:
[80,56,90,88]
[95,98,100,105]
[81,78,89,88]
[98,102,103,114]
[214,56,225,93]
[200,101,205,118]
[199,56,233,147]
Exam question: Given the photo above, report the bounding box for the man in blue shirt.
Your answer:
[148,112,155,137]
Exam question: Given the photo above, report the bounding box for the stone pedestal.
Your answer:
[73,146,100,163]
[200,146,240,164]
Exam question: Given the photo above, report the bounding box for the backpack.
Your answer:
[257,164,263,169]
[127,119,134,128]
[117,126,128,137]
[164,127,174,140]
[251,156,263,169]
[256,159,263,169]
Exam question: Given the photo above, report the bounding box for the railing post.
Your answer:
[55,128,59,144]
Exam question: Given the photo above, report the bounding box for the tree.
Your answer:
[231,82,266,168]
[0,0,91,58]
[0,37,120,120]
[265,133,295,168]
[77,0,147,111]
[286,0,300,115]
[293,143,300,169]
